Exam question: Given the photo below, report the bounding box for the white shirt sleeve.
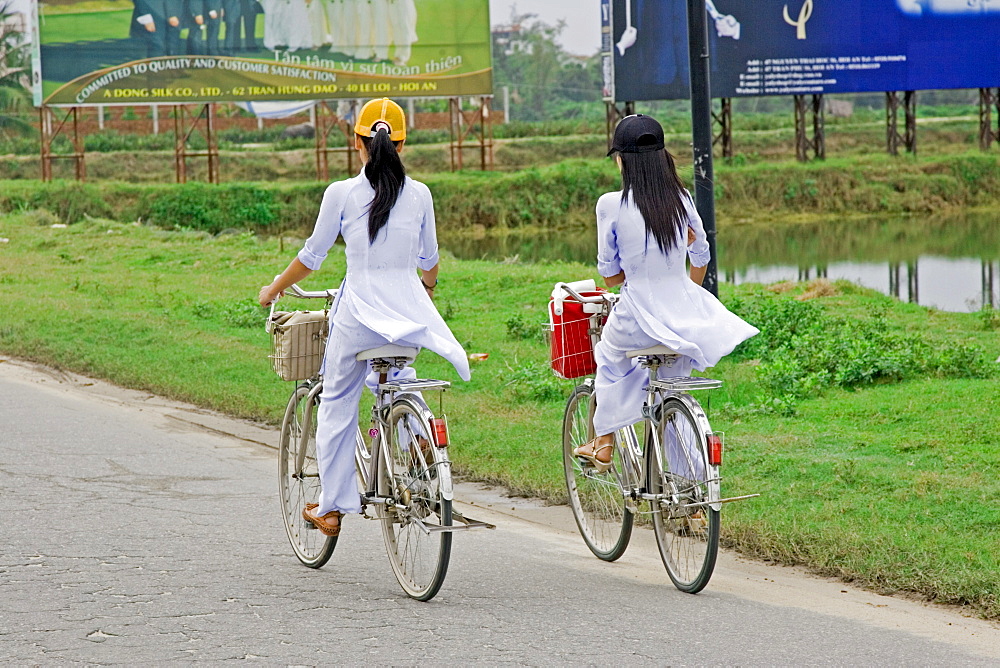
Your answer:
[297,182,348,270]
[596,193,622,277]
[416,182,440,271]
[683,190,711,268]
[136,13,154,24]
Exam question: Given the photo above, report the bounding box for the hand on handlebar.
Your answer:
[258,284,284,307]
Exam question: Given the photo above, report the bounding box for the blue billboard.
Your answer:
[607,0,1000,101]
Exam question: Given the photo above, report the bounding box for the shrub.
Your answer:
[503,361,569,402]
[727,293,995,413]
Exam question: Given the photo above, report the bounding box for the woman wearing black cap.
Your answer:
[573,114,758,472]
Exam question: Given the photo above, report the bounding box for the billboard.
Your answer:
[608,0,1000,101]
[31,0,492,106]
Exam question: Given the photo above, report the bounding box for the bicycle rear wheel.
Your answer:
[278,383,337,568]
[650,397,719,593]
[378,396,452,601]
[562,383,633,562]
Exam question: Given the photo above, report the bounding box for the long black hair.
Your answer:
[361,128,406,244]
[618,148,688,254]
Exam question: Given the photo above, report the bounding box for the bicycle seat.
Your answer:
[626,345,679,358]
[356,345,419,362]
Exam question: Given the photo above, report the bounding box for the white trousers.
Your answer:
[593,302,694,436]
[314,308,415,515]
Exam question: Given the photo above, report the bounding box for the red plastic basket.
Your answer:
[548,290,607,379]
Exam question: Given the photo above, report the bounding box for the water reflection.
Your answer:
[439,211,1000,313]
[727,258,999,312]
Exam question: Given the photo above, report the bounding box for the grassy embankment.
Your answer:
[0,209,998,618]
[2,149,999,235]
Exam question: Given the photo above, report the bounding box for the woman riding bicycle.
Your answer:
[574,114,758,472]
[258,97,471,537]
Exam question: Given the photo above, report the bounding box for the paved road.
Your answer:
[2,359,997,665]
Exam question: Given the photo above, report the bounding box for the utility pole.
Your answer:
[686,0,718,296]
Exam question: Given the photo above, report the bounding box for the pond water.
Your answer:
[439,211,1000,313]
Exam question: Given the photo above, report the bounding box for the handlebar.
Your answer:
[284,283,337,300]
[553,281,616,304]
[266,281,338,332]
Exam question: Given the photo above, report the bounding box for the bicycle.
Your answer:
[554,282,756,594]
[268,283,493,601]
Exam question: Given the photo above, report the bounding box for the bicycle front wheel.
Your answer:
[562,383,633,562]
[278,382,337,568]
[378,396,452,601]
[650,397,719,593]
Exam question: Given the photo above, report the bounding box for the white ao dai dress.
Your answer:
[592,189,758,436]
[297,172,470,515]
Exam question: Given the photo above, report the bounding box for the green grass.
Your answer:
[722,379,1000,612]
[3,151,1000,237]
[1,209,998,619]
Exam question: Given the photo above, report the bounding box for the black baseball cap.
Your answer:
[607,114,666,156]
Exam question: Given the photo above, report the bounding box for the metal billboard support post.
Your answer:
[886,91,917,156]
[448,97,460,171]
[39,106,86,182]
[604,100,635,152]
[173,103,219,184]
[712,98,733,159]
[314,101,354,182]
[979,88,1000,151]
[793,94,825,162]
[686,0,717,296]
[448,96,494,172]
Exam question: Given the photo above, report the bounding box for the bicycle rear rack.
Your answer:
[379,378,452,392]
[648,377,723,392]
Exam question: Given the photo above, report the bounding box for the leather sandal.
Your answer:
[303,503,342,537]
[416,435,433,460]
[572,438,614,474]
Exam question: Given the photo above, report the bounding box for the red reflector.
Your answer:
[431,417,449,448]
[707,434,723,466]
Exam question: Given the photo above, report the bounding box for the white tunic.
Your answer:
[596,189,757,371]
[297,172,471,382]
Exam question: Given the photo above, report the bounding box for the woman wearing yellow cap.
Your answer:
[259,98,470,537]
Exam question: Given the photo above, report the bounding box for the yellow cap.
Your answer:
[354,98,406,141]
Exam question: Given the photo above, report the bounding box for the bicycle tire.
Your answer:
[377,395,452,601]
[650,397,719,593]
[562,383,633,562]
[278,382,337,568]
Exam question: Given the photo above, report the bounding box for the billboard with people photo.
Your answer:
[31,0,491,106]
[606,0,1000,101]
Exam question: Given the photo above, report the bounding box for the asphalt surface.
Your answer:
[2,358,997,665]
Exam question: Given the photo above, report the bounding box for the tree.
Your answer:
[492,11,602,122]
[0,0,33,136]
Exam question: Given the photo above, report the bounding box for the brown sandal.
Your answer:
[572,438,615,474]
[303,503,343,537]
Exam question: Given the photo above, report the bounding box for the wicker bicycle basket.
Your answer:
[267,310,329,381]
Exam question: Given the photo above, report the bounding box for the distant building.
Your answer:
[492,22,526,56]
